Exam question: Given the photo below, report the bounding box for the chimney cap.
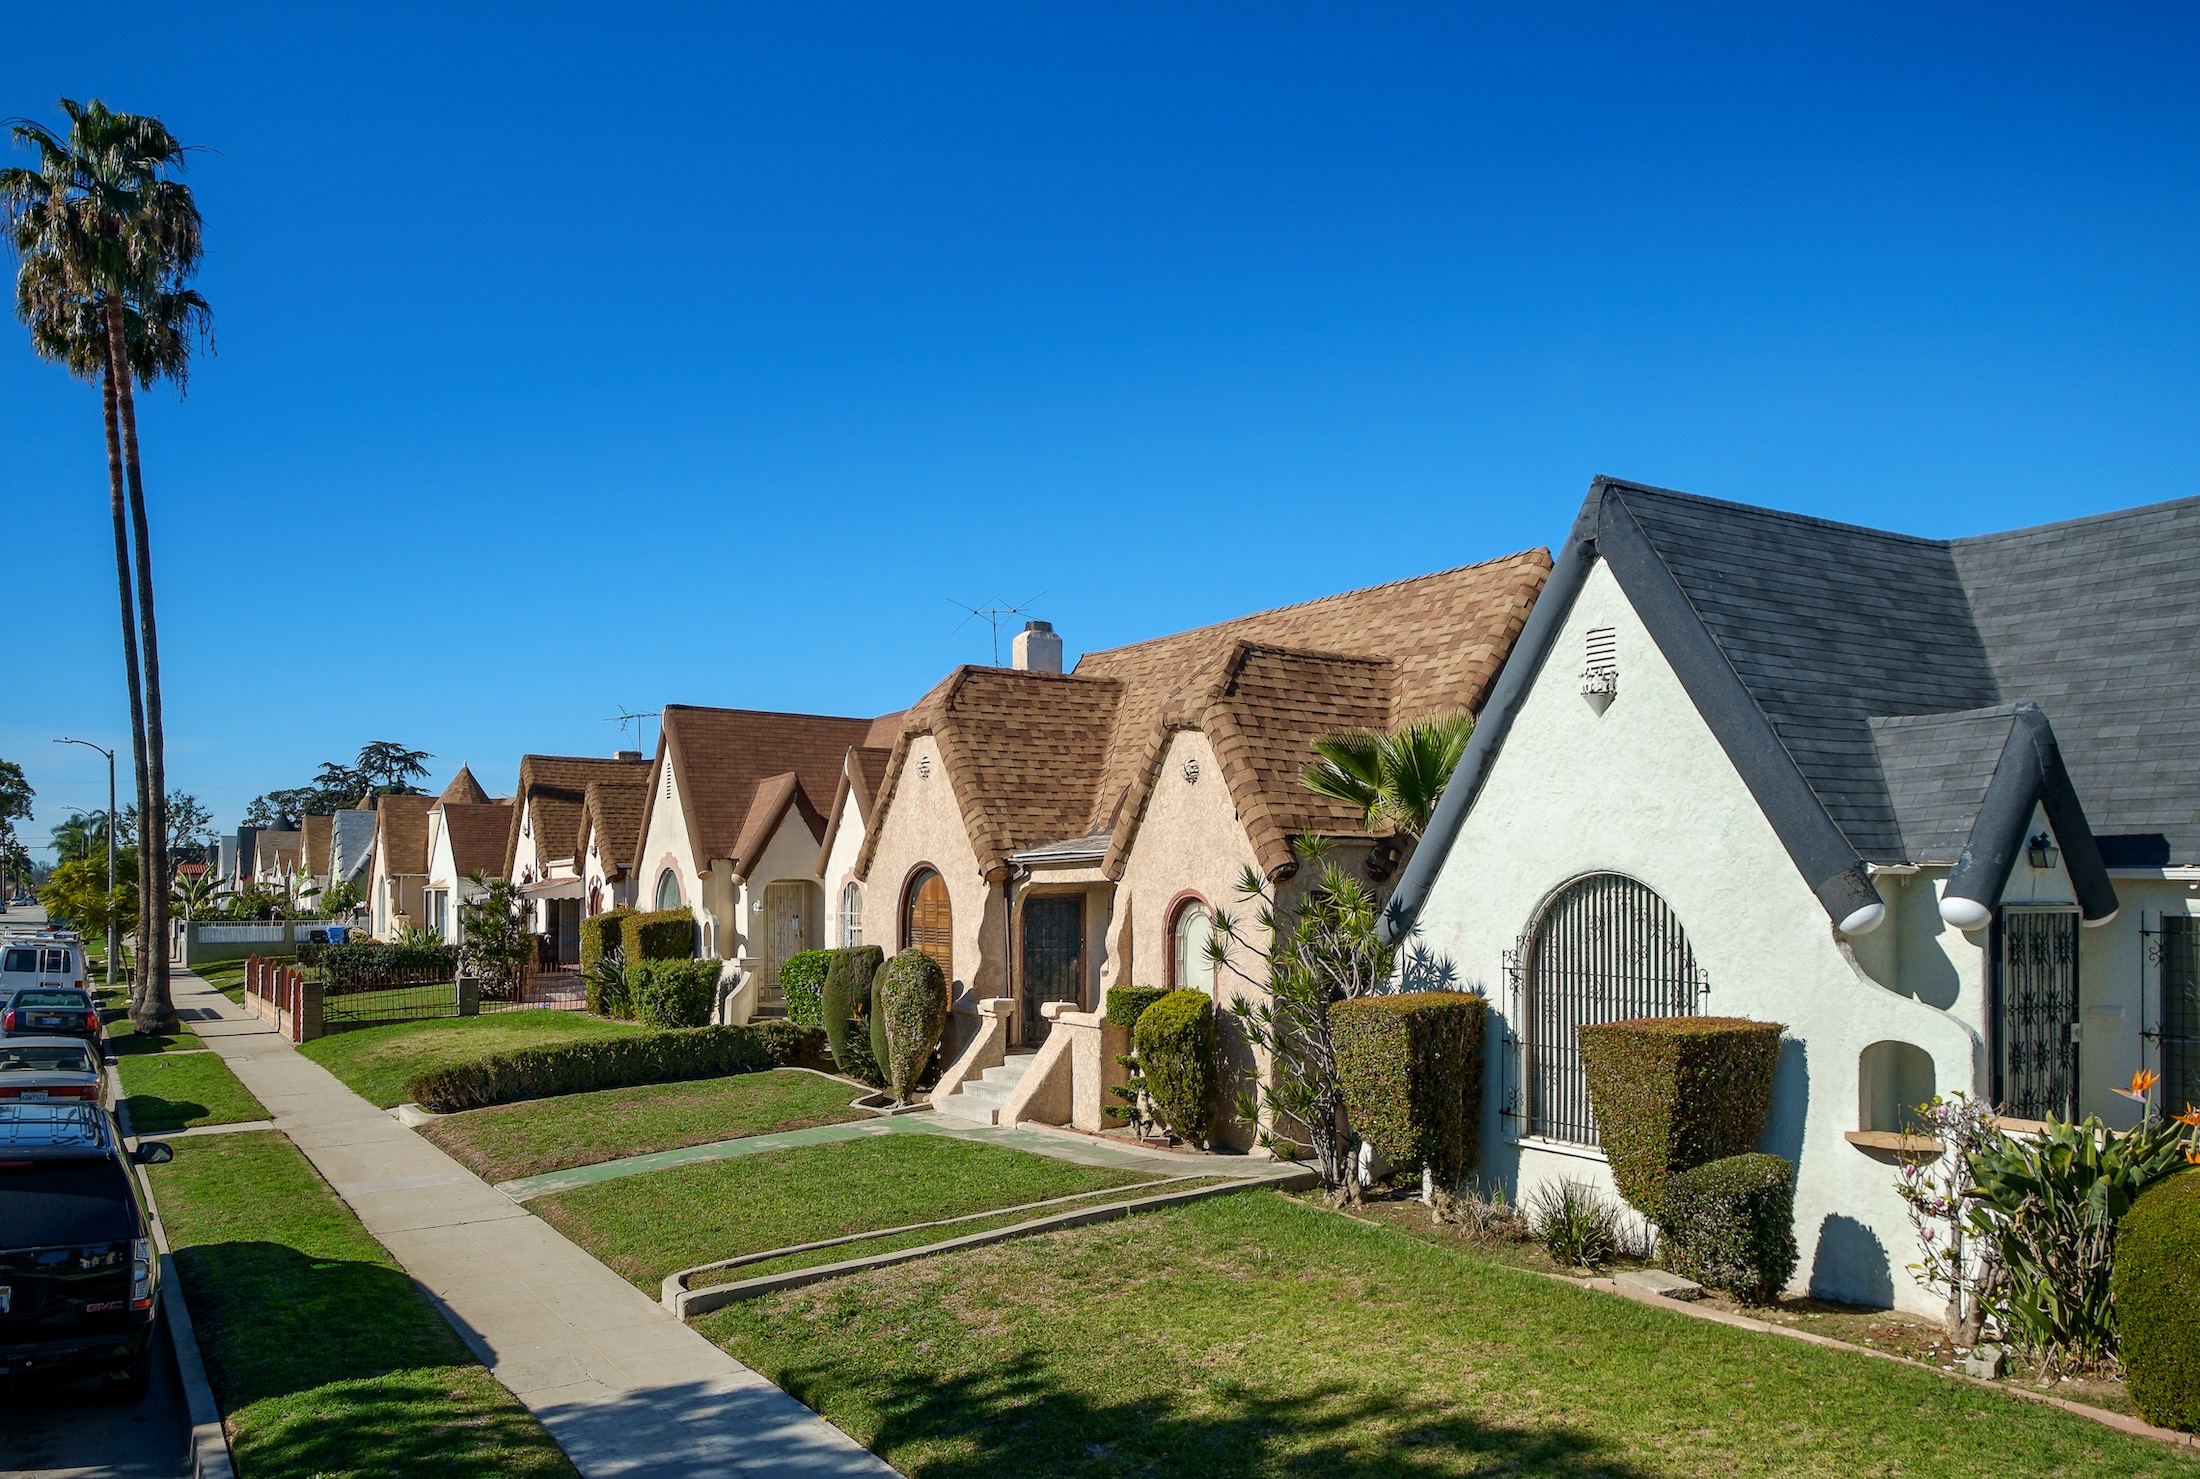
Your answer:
[1023,619,1053,633]
[615,750,643,762]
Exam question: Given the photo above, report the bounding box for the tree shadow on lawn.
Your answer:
[773,1358,1661,1478]
[124,1094,214,1132]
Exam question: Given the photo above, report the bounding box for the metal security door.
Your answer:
[2157,917,2198,1118]
[1020,896,1084,1046]
[1998,909,2080,1121]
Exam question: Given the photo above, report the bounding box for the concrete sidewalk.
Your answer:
[171,969,899,1479]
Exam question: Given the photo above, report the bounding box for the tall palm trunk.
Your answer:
[98,312,153,998]
[108,299,172,1030]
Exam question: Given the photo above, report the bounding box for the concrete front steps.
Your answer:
[934,1051,1037,1125]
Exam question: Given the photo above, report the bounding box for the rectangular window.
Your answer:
[2,949,36,974]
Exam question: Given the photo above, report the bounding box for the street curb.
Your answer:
[116,1066,239,1478]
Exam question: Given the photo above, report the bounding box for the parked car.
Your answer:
[1,989,101,1043]
[0,1102,170,1396]
[1,939,88,993]
[0,1039,104,1104]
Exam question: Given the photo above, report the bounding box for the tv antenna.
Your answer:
[949,592,1045,666]
[604,706,661,756]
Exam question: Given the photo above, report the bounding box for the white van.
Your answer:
[0,939,88,993]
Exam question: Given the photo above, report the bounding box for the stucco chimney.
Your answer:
[1011,620,1063,674]
[615,750,642,762]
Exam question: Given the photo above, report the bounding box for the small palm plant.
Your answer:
[1301,711,1475,839]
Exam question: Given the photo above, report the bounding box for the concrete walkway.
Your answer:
[499,1103,1291,1200]
[170,969,899,1479]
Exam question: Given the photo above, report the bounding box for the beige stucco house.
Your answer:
[849,557,1552,1136]
[502,752,652,965]
[632,704,900,1022]
[1384,478,2200,1313]
[577,769,654,918]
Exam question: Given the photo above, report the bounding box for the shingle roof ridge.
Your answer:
[663,700,883,723]
[1947,491,2200,547]
[1868,703,2030,730]
[1600,477,1950,550]
[1074,548,1550,663]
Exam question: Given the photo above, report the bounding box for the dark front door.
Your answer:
[1998,909,2080,1120]
[1020,896,1084,1045]
[2161,916,2199,1119]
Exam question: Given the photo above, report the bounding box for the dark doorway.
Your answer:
[1997,908,2080,1120]
[1021,896,1084,1045]
[2160,916,2198,1117]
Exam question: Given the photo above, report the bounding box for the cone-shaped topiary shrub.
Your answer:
[629,958,720,1028]
[2112,1167,2200,1432]
[1333,991,1486,1189]
[1136,989,1216,1146]
[1105,985,1169,1030]
[1579,1016,1783,1221]
[1660,1151,1799,1302]
[778,949,833,1028]
[821,946,885,1085]
[876,947,949,1102]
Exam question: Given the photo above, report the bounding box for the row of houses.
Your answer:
[221,476,2200,1316]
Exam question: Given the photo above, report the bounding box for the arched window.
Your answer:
[1522,873,1701,1146]
[841,881,863,947]
[655,868,682,912]
[1170,897,1214,995]
[587,880,603,918]
[903,868,952,979]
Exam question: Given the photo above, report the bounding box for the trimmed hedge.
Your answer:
[311,939,458,990]
[1333,991,1486,1188]
[779,949,834,1028]
[630,958,720,1029]
[1579,1016,1783,1221]
[1660,1152,1799,1303]
[1135,989,1215,1146]
[1104,985,1169,1030]
[404,1021,826,1113]
[579,909,631,983]
[623,908,697,963]
[822,946,886,1085]
[876,948,949,1102]
[2112,1167,2200,1432]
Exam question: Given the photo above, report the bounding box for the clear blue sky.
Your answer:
[6,3,2197,850]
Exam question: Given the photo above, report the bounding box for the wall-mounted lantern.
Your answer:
[2027,832,2058,871]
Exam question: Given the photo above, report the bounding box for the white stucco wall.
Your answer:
[1413,560,1980,1314]
[635,756,709,945]
[822,791,868,951]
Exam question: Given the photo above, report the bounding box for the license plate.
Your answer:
[33,1017,61,1029]
[20,1090,45,1101]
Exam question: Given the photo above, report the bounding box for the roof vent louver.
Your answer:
[1582,626,1619,715]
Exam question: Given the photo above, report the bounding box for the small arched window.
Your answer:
[841,881,863,947]
[1170,898,1215,995]
[904,868,952,979]
[655,868,682,912]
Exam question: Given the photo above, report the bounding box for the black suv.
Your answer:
[0,1102,171,1397]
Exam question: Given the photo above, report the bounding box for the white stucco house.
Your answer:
[421,766,511,945]
[1383,477,2200,1314]
[632,704,900,1022]
[817,742,893,954]
[503,752,651,965]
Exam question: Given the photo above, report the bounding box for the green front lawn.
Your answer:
[421,1068,870,1182]
[533,1131,1153,1292]
[118,1049,268,1133]
[297,1010,636,1107]
[148,1131,577,1479]
[188,956,281,1004]
[99,986,202,1056]
[704,1190,2196,1479]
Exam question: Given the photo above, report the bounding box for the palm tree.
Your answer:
[1301,710,1477,840]
[4,99,210,1030]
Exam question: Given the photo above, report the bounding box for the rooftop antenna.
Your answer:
[949,591,1045,666]
[604,706,661,757]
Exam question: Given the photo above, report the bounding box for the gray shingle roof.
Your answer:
[1615,483,2200,866]
[1868,707,2021,864]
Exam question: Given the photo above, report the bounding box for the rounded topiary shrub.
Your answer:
[875,948,949,1102]
[1660,1151,1799,1303]
[1578,1016,1784,1221]
[1105,985,1169,1030]
[778,948,834,1028]
[630,958,720,1029]
[2112,1167,2200,1432]
[821,946,885,1085]
[1135,989,1216,1146]
[1332,991,1487,1189]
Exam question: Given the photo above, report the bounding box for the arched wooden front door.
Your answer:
[904,868,953,981]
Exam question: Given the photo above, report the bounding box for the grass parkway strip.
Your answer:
[295,1008,637,1107]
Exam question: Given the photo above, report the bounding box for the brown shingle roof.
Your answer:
[438,765,491,806]
[859,550,1551,880]
[300,814,333,878]
[442,801,514,879]
[375,794,433,879]
[503,754,652,876]
[643,705,884,875]
[575,771,651,880]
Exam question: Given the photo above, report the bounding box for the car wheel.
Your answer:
[104,1341,153,1404]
